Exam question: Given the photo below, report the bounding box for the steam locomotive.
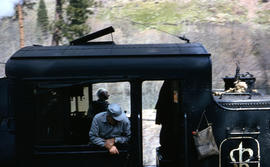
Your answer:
[1,27,270,167]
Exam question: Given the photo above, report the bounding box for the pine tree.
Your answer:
[37,0,49,34]
[63,0,94,41]
[51,0,64,45]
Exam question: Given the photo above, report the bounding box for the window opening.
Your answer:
[92,82,131,116]
[142,80,182,167]
[70,86,89,115]
[35,81,131,148]
[142,80,163,166]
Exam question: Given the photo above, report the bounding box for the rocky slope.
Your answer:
[0,0,269,91]
[96,0,270,91]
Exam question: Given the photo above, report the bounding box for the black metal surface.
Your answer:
[202,98,270,167]
[130,81,143,167]
[6,43,210,81]
[10,43,209,58]
[0,78,15,167]
[0,78,8,118]
[223,65,256,92]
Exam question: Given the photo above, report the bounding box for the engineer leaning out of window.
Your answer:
[89,103,131,154]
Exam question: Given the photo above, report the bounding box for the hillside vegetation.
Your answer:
[0,0,269,91]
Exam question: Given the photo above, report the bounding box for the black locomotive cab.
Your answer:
[4,27,270,167]
[2,26,212,167]
[3,39,212,167]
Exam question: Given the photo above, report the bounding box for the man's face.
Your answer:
[100,91,110,100]
[107,115,117,126]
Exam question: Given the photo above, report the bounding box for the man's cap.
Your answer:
[107,103,125,121]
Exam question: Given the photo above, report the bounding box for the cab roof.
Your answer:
[6,43,211,81]
[10,43,209,58]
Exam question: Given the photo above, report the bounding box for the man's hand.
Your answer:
[104,138,115,150]
[109,146,119,155]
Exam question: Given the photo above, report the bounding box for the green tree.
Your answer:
[51,0,64,45]
[37,0,49,34]
[63,0,94,41]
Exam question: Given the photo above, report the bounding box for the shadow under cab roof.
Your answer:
[5,27,211,81]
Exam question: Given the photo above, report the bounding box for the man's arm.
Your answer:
[89,118,105,147]
[115,119,131,144]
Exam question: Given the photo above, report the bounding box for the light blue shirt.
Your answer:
[89,112,131,147]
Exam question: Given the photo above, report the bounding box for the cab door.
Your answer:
[155,80,185,167]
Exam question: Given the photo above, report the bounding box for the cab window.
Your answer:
[34,82,131,146]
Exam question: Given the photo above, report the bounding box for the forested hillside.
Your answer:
[0,0,269,91]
